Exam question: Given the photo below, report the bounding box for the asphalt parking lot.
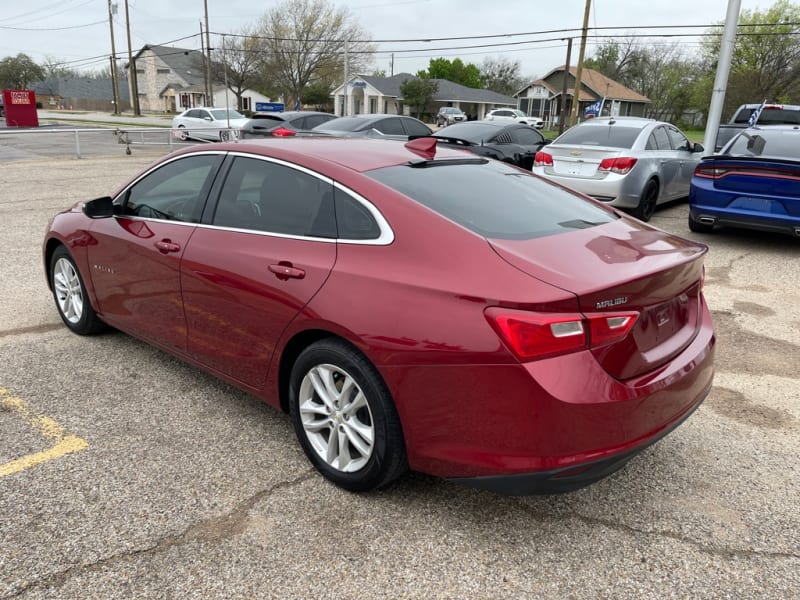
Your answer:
[0,133,798,598]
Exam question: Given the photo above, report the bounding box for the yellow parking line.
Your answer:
[0,388,88,478]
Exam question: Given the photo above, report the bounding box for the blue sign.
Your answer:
[584,100,602,117]
[255,102,285,113]
[350,81,367,88]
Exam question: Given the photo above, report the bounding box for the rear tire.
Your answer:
[289,339,407,492]
[688,211,714,233]
[632,179,658,222]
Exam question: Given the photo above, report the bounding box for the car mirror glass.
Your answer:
[83,196,115,219]
[692,142,704,153]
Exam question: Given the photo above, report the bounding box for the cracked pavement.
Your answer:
[0,150,798,598]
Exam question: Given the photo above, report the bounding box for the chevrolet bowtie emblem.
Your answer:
[570,150,582,156]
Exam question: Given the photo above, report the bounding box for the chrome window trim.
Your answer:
[113,150,394,245]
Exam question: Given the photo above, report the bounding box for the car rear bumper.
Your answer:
[532,169,642,208]
[690,187,800,236]
[382,296,715,492]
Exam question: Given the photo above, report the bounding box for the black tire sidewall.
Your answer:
[288,340,405,492]
[635,180,658,221]
[50,246,99,335]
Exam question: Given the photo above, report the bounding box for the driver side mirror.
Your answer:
[692,142,704,153]
[83,196,116,219]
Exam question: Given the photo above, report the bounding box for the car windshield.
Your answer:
[555,125,642,149]
[210,109,245,120]
[443,108,463,114]
[367,160,616,240]
[433,123,502,143]
[727,129,800,158]
[314,117,370,132]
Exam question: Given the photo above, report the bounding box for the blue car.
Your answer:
[689,125,800,237]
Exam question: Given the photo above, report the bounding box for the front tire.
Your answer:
[177,125,188,140]
[289,339,407,492]
[50,246,106,335]
[632,179,658,222]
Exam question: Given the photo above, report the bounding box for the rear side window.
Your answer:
[402,118,432,137]
[334,188,381,239]
[556,125,641,149]
[368,160,616,240]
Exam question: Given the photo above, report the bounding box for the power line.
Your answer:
[0,20,105,31]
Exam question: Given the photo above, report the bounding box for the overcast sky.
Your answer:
[0,0,775,78]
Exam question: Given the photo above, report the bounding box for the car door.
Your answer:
[195,109,215,140]
[666,126,697,198]
[87,153,222,351]
[650,125,681,199]
[180,155,337,388]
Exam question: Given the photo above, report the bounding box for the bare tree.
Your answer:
[255,0,374,108]
[479,57,524,96]
[211,27,267,111]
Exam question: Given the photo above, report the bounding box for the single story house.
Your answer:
[330,73,517,121]
[29,77,131,112]
[125,45,271,113]
[515,66,650,126]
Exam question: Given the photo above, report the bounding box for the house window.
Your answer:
[240,97,251,111]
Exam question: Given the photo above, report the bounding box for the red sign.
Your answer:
[2,89,39,127]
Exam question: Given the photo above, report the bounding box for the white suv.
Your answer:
[436,107,467,127]
[485,108,544,129]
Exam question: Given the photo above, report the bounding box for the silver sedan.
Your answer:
[532,117,704,221]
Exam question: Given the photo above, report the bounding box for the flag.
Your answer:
[294,99,301,111]
[748,99,767,127]
[584,100,602,118]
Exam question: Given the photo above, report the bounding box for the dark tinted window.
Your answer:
[666,127,690,151]
[303,114,333,129]
[402,118,433,137]
[334,188,381,239]
[315,117,371,132]
[212,157,336,237]
[371,118,403,135]
[434,122,504,143]
[368,160,616,240]
[124,155,217,222]
[652,127,671,150]
[510,127,544,145]
[556,124,642,149]
[727,130,800,158]
[733,108,800,125]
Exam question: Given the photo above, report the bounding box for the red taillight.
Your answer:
[534,151,553,167]
[485,308,639,361]
[598,157,638,174]
[694,165,725,179]
[272,127,297,137]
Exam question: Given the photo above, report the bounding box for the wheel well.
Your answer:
[278,329,350,413]
[43,239,64,289]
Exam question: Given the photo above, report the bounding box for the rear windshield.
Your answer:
[727,129,800,158]
[733,108,800,125]
[556,125,641,149]
[367,160,617,240]
[434,122,502,143]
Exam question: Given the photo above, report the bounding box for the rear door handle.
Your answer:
[269,263,306,280]
[154,239,181,254]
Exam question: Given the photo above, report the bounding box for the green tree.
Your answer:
[417,58,481,88]
[700,0,800,117]
[256,0,374,109]
[0,53,45,89]
[400,78,438,119]
[301,80,334,110]
[479,57,524,96]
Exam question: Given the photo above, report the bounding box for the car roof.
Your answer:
[186,137,471,173]
[574,117,658,130]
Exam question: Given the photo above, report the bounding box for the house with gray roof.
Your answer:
[330,73,516,121]
[125,45,271,113]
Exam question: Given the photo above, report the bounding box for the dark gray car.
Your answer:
[313,114,433,141]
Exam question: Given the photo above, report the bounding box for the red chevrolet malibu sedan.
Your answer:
[43,137,714,494]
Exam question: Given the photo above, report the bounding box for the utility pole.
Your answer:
[124,0,140,115]
[703,0,742,154]
[107,0,121,115]
[204,0,213,107]
[390,53,394,77]
[558,37,573,134]
[570,0,592,127]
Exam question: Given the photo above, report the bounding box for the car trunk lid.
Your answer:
[546,144,624,177]
[488,219,708,380]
